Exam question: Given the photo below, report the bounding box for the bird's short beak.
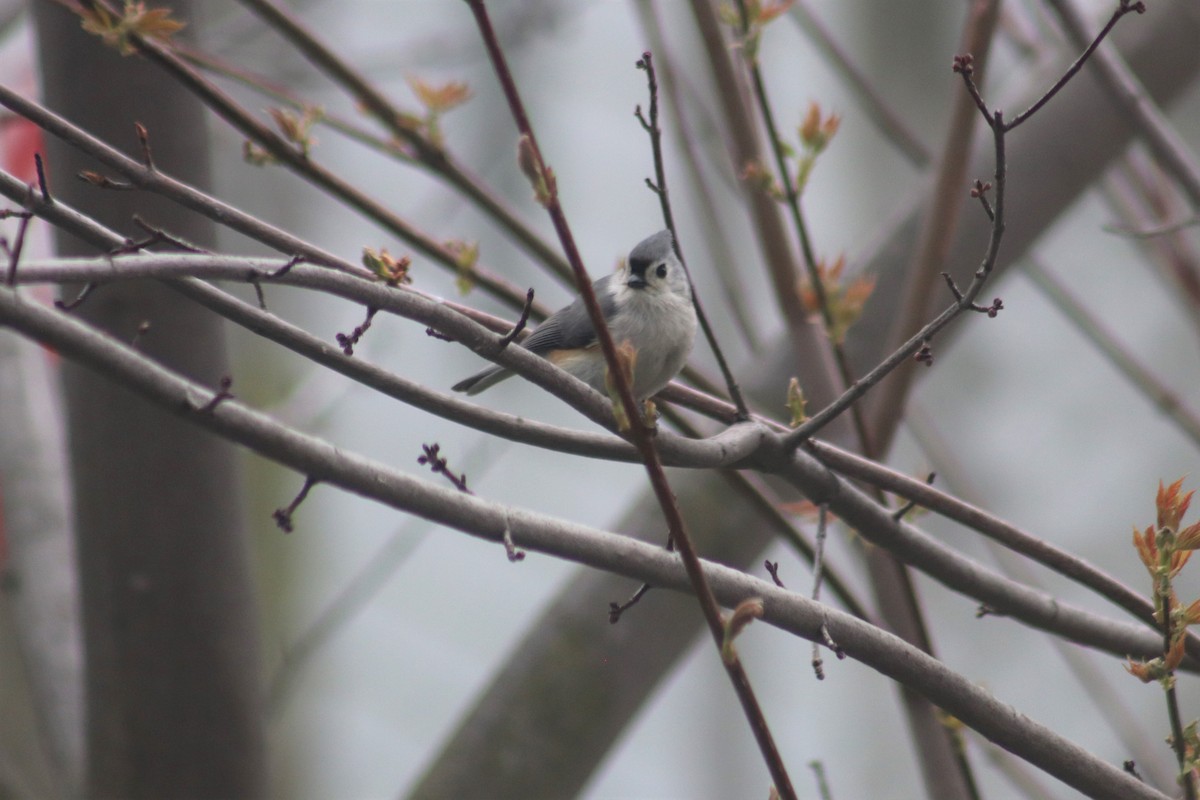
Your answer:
[626,275,648,289]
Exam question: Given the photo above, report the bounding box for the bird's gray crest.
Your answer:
[627,230,675,274]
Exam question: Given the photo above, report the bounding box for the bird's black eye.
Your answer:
[656,263,668,279]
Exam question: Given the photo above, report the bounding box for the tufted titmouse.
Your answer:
[452,230,697,400]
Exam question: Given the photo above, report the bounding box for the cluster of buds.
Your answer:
[1127,480,1200,682]
[443,239,479,295]
[795,102,841,196]
[407,77,472,148]
[79,1,185,57]
[244,106,324,165]
[718,0,795,63]
[361,247,412,286]
[796,254,875,343]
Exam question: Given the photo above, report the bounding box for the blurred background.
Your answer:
[2,1,1199,798]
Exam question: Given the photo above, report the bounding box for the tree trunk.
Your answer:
[31,3,265,796]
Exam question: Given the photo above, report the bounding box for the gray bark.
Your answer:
[30,2,265,797]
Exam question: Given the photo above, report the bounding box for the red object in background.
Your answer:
[0,108,46,565]
[1,112,43,183]
[1,101,59,363]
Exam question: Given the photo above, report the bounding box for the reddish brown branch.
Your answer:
[464,2,797,796]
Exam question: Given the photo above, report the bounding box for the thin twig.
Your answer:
[685,1,810,339]
[609,582,652,623]
[33,153,50,202]
[417,443,470,493]
[0,83,373,279]
[3,206,31,286]
[806,506,846,679]
[1042,0,1200,211]
[196,375,234,414]
[1104,216,1200,239]
[631,3,763,352]
[1005,0,1145,131]
[808,760,835,800]
[811,503,830,679]
[733,0,875,458]
[870,0,1000,453]
[892,472,937,521]
[497,287,534,349]
[810,505,830,603]
[131,215,207,253]
[267,255,302,278]
[54,282,97,312]
[133,121,155,170]
[273,476,319,533]
[501,510,524,562]
[273,479,319,534]
[418,428,525,561]
[784,2,1138,450]
[940,272,1003,317]
[971,179,995,221]
[335,306,378,357]
[130,320,151,349]
[1159,569,1196,800]
[635,51,750,420]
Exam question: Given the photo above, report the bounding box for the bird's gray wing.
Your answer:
[521,274,616,355]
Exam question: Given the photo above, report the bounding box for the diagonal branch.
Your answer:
[1040,0,1200,208]
[230,0,576,285]
[464,2,796,794]
[869,0,1001,450]
[635,50,750,420]
[0,81,368,277]
[786,0,1146,451]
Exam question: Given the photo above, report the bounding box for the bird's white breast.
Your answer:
[608,282,697,399]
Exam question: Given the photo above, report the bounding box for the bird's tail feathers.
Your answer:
[451,365,513,395]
